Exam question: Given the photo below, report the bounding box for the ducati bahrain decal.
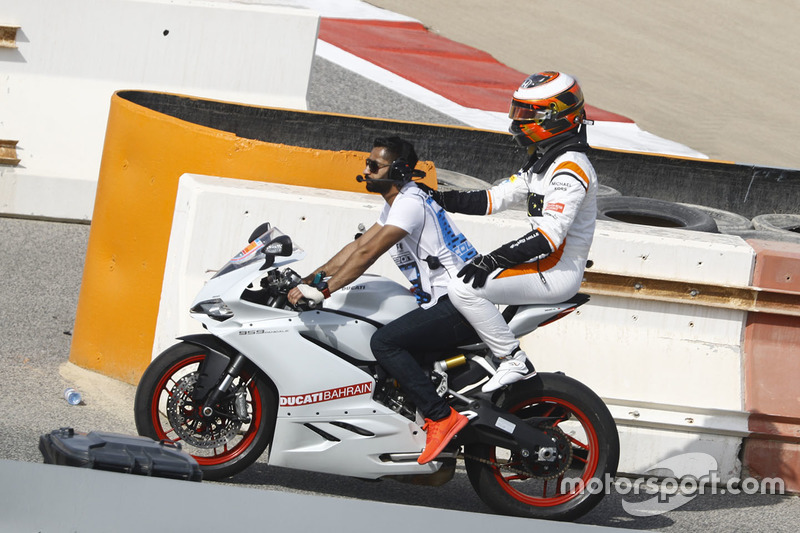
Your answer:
[280,382,373,407]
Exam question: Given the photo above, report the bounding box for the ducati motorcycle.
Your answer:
[134,223,619,521]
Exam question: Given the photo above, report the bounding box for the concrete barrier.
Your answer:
[106,93,800,219]
[0,0,318,221]
[154,175,759,482]
[742,240,800,491]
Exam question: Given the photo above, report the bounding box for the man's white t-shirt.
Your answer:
[378,183,477,309]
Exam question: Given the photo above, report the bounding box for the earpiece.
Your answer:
[388,159,413,183]
[355,160,426,185]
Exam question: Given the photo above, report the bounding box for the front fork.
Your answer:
[190,346,250,422]
[201,354,248,417]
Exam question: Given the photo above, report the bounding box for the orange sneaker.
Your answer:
[417,407,468,464]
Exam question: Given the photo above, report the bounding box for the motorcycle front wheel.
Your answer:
[134,341,277,480]
[464,372,619,522]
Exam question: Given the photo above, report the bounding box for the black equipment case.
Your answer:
[39,427,202,482]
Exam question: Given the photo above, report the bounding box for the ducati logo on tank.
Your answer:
[280,382,373,406]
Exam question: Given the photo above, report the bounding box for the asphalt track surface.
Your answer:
[1,10,799,533]
[365,0,800,172]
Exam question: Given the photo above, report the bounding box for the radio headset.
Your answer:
[355,159,426,185]
[355,153,441,270]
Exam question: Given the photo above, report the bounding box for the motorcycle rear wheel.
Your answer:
[464,372,619,521]
[134,342,277,480]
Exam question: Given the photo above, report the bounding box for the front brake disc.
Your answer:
[166,373,242,449]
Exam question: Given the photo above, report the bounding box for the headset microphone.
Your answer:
[355,170,427,184]
[355,175,400,184]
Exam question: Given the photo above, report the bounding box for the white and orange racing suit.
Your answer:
[445,149,597,359]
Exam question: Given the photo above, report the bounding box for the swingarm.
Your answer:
[456,396,562,463]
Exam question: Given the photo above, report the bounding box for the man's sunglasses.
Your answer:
[365,158,390,173]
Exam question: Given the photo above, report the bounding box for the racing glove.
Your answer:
[295,283,327,306]
[458,252,515,288]
[458,229,553,288]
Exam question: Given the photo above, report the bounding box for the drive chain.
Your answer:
[460,426,572,481]
[461,452,537,479]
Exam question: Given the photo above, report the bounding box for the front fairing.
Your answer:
[191,226,304,309]
[212,226,303,281]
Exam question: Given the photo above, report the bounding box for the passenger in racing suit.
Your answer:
[287,136,478,465]
[428,72,598,393]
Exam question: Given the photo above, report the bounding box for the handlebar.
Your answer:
[276,268,321,312]
[293,297,319,311]
[248,267,316,311]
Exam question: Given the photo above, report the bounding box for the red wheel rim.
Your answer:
[491,395,600,507]
[149,354,262,466]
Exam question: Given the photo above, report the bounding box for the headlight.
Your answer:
[190,298,233,321]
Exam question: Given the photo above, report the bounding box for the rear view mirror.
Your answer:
[264,235,293,257]
[248,222,271,243]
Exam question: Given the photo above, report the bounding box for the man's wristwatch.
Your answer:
[317,280,331,299]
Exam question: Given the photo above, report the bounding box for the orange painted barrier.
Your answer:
[68,91,436,384]
[742,239,800,491]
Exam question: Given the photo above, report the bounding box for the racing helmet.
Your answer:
[508,71,586,147]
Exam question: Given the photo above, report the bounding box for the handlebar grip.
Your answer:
[294,297,318,311]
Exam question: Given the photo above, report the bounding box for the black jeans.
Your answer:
[370,296,478,421]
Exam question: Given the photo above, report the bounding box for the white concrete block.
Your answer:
[590,220,755,286]
[156,175,754,479]
[0,0,318,220]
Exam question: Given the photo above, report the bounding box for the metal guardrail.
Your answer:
[582,270,800,317]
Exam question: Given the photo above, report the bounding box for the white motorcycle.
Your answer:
[134,223,619,521]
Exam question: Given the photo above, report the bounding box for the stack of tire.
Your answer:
[596,192,800,244]
[748,214,800,244]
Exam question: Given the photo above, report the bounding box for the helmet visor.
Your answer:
[508,99,552,124]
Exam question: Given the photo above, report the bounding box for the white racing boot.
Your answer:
[482,350,537,392]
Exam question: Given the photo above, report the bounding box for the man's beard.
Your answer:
[364,179,393,194]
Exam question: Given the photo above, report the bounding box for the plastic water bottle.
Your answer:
[64,388,82,406]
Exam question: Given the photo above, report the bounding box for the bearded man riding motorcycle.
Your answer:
[288,136,479,464]
[427,71,599,393]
